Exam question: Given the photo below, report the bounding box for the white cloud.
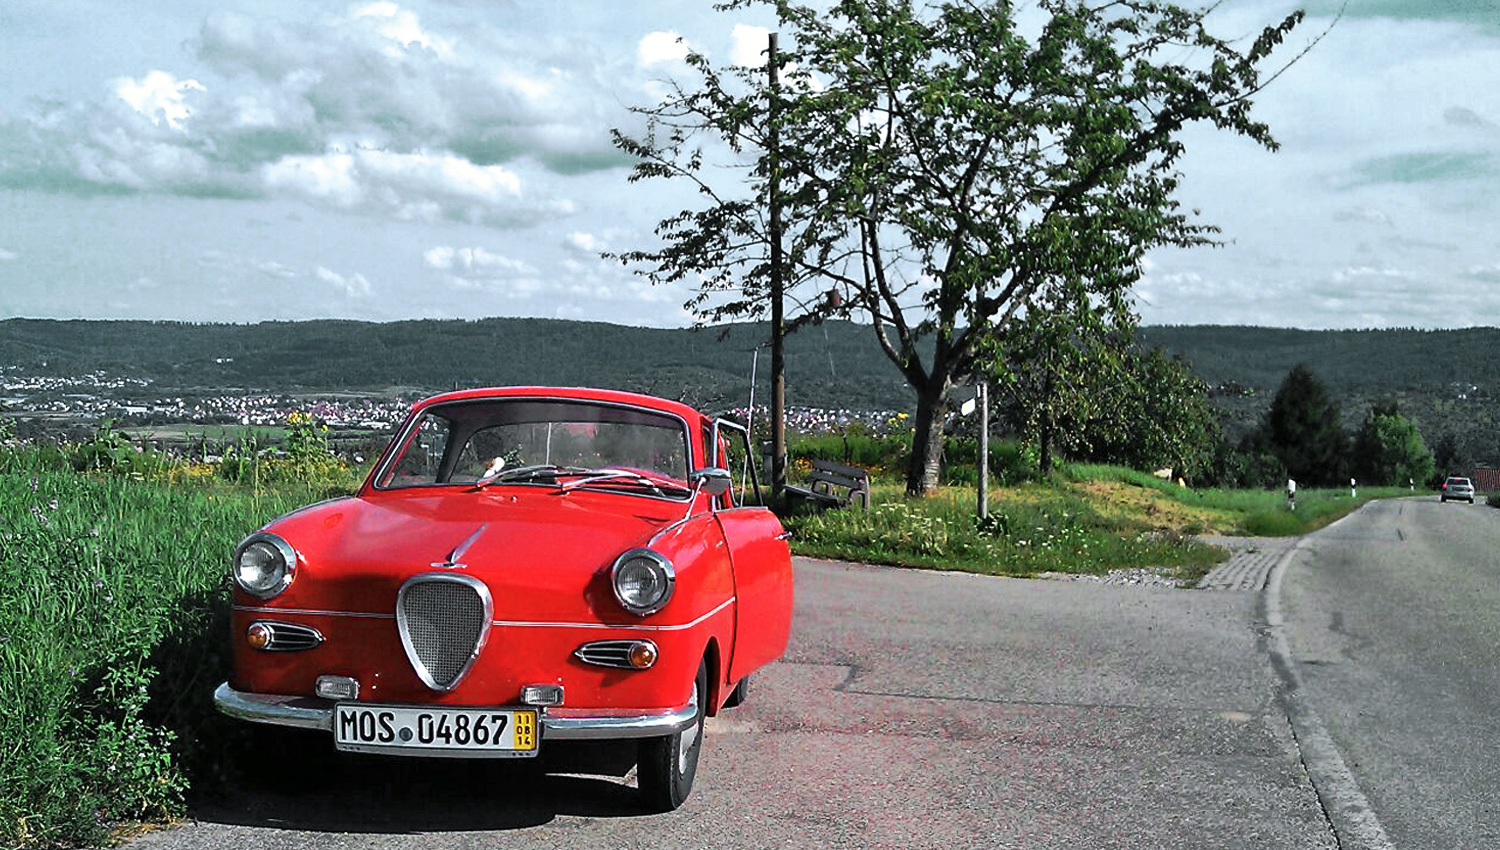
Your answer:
[1462,263,1500,283]
[316,266,373,298]
[422,245,530,273]
[730,24,772,68]
[564,231,606,254]
[639,31,691,67]
[260,148,542,224]
[351,2,454,58]
[112,71,205,130]
[0,249,17,261]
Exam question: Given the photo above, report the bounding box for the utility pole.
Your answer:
[768,32,787,501]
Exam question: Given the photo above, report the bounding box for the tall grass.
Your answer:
[0,448,339,849]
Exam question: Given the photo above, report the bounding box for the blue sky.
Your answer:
[1,0,1497,329]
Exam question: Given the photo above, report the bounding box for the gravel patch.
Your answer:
[1038,567,1192,588]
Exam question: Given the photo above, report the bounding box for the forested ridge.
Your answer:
[3,317,1497,463]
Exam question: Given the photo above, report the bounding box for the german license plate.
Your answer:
[334,704,539,757]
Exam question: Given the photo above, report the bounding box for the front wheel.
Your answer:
[637,660,707,812]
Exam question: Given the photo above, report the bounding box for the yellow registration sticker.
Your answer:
[513,710,537,750]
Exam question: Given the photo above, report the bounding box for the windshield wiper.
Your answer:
[472,464,589,490]
[557,468,688,498]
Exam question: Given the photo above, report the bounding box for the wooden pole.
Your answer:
[768,32,787,500]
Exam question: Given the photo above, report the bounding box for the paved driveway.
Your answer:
[132,556,1335,849]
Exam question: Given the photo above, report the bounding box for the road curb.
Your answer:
[1197,537,1296,591]
[1261,514,1396,850]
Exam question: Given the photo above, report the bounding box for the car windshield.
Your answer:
[375,397,692,497]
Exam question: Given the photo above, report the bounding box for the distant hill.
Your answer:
[3,318,1497,464]
[1139,325,1499,467]
[0,317,912,413]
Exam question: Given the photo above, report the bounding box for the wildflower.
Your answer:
[47,498,58,511]
[28,476,38,492]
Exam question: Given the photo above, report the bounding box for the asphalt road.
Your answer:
[1282,496,1500,849]
[131,557,1337,850]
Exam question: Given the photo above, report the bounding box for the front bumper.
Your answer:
[213,681,697,741]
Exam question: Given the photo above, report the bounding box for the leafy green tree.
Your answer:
[1256,364,1347,486]
[612,0,1310,495]
[1206,439,1287,491]
[1431,431,1474,481]
[1081,347,1221,481]
[1350,403,1434,487]
[987,280,1132,475]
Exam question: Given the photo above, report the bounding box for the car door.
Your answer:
[711,420,793,682]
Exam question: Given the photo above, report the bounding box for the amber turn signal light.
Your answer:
[246,622,272,650]
[627,641,658,670]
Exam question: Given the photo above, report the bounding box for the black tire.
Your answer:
[722,674,749,709]
[637,660,707,812]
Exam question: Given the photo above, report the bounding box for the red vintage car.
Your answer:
[214,387,794,810]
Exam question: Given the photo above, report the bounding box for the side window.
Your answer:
[714,420,763,507]
[451,425,517,483]
[379,414,455,486]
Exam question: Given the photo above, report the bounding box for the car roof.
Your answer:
[411,386,707,424]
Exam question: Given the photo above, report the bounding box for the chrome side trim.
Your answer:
[492,597,735,632]
[213,682,696,740]
[233,605,395,620]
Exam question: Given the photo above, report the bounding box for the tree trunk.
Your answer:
[905,379,950,496]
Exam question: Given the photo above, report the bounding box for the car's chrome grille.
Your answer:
[397,574,492,691]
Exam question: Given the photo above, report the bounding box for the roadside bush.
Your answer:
[789,431,908,477]
[66,419,170,479]
[216,413,359,495]
[940,438,1040,486]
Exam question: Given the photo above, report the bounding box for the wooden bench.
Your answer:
[784,459,870,510]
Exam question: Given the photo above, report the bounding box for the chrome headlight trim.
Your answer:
[611,549,676,616]
[233,532,297,599]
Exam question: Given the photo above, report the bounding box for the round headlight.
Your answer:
[233,533,296,598]
[612,549,675,616]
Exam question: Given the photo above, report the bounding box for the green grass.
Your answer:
[1060,463,1414,536]
[0,450,350,849]
[784,481,1229,580]
[785,466,1417,579]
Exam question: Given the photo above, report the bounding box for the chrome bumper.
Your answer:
[213,681,696,741]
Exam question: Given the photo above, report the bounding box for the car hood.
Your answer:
[258,488,686,619]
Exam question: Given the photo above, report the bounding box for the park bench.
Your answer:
[784,459,871,510]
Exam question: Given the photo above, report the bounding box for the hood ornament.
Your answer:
[431,523,487,569]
